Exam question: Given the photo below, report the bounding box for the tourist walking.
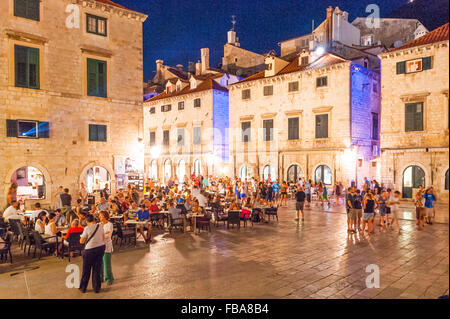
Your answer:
[100,211,114,286]
[79,214,105,294]
[423,187,437,225]
[295,186,306,221]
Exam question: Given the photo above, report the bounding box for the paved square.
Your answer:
[1,202,448,299]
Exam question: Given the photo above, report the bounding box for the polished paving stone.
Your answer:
[0,200,448,299]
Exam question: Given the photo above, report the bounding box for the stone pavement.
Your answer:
[0,200,448,299]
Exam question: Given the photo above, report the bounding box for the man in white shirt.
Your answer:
[196,191,208,208]
[31,202,49,221]
[79,182,89,205]
[3,201,25,223]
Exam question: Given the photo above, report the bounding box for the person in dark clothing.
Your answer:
[295,186,306,221]
[60,188,73,223]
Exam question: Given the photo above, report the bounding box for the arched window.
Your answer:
[150,160,158,181]
[315,165,332,185]
[193,159,202,177]
[12,166,46,200]
[85,166,110,193]
[263,165,276,182]
[240,165,249,181]
[445,169,449,190]
[177,160,186,183]
[164,160,172,181]
[402,165,425,199]
[287,165,302,184]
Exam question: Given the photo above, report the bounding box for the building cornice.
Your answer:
[81,45,113,58]
[284,110,304,117]
[5,29,48,45]
[379,41,449,59]
[78,0,148,22]
[400,92,431,102]
[312,106,333,113]
[240,115,255,121]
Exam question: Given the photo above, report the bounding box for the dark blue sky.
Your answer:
[114,0,409,81]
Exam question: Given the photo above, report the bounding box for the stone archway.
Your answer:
[78,161,115,194]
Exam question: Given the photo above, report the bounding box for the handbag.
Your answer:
[81,224,100,256]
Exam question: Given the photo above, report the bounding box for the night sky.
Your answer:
[113,0,420,81]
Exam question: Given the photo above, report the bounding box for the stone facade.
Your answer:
[228,53,381,187]
[0,0,147,209]
[143,73,241,183]
[378,29,449,202]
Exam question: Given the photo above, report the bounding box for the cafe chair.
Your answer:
[115,222,136,250]
[64,232,84,262]
[168,213,184,233]
[32,231,57,260]
[0,231,13,264]
[227,211,241,230]
[196,210,212,234]
[265,207,279,222]
[213,207,227,228]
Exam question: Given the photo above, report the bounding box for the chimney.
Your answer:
[195,61,202,76]
[176,64,184,71]
[326,6,333,44]
[155,59,164,83]
[201,48,210,74]
[188,61,195,73]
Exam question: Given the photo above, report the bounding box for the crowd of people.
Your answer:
[0,173,440,293]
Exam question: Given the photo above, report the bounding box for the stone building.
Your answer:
[228,50,381,187]
[378,23,449,202]
[143,49,242,183]
[0,0,147,208]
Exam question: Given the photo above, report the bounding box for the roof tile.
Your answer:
[389,23,449,52]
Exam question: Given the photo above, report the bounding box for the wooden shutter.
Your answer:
[14,0,27,18]
[242,122,251,142]
[98,60,107,97]
[89,124,97,141]
[15,45,28,87]
[97,125,107,141]
[414,103,423,131]
[316,115,328,138]
[194,127,201,145]
[405,103,415,131]
[288,118,299,140]
[396,61,406,74]
[87,59,98,96]
[27,0,40,21]
[28,47,39,89]
[263,120,273,141]
[6,120,18,137]
[150,132,155,146]
[422,57,432,70]
[38,121,49,138]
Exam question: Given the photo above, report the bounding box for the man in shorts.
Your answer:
[295,186,306,221]
[352,189,363,232]
[423,187,436,225]
[345,187,355,233]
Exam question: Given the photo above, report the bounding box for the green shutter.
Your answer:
[414,103,423,131]
[6,120,18,137]
[89,124,97,141]
[405,104,415,131]
[87,59,98,96]
[98,125,107,141]
[38,121,49,138]
[14,0,27,18]
[15,45,28,87]
[396,61,406,74]
[98,61,107,97]
[422,57,432,70]
[27,0,40,21]
[28,47,39,89]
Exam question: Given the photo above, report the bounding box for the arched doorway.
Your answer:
[150,160,158,181]
[240,165,250,181]
[287,165,303,184]
[402,165,425,198]
[85,166,111,193]
[177,160,186,183]
[315,165,332,185]
[193,159,202,177]
[263,165,277,182]
[163,160,172,182]
[11,166,46,200]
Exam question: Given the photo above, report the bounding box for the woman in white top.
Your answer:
[34,211,47,234]
[44,212,59,243]
[389,190,402,232]
[99,211,114,285]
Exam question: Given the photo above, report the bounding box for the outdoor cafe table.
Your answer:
[125,220,149,242]
[185,213,205,234]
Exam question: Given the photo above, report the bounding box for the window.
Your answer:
[15,45,39,89]
[397,57,432,74]
[178,101,185,110]
[372,113,379,140]
[150,131,156,146]
[242,89,251,100]
[177,128,185,147]
[315,165,332,185]
[12,166,45,200]
[263,119,273,142]
[86,14,107,36]
[316,76,328,88]
[301,56,309,66]
[6,120,49,139]
[14,0,40,21]
[161,104,171,112]
[163,130,170,146]
[405,102,423,132]
[446,169,449,190]
[193,127,201,145]
[361,35,373,46]
[241,122,251,142]
[315,114,328,138]
[288,117,299,140]
[288,81,299,92]
[263,85,273,96]
[87,58,107,97]
[149,107,156,114]
[301,38,309,47]
[89,124,107,142]
[194,98,201,108]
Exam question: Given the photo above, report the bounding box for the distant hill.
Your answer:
[390,0,449,30]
